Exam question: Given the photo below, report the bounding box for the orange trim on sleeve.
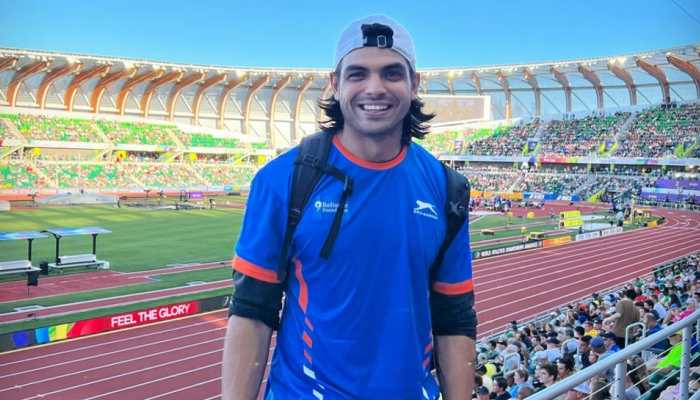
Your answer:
[432,279,474,295]
[232,256,280,284]
[422,356,432,369]
[303,349,313,364]
[333,135,407,170]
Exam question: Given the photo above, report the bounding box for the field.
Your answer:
[0,204,244,272]
[0,205,568,271]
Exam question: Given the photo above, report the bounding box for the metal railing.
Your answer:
[527,309,700,400]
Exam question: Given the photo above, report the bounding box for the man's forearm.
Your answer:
[435,335,475,400]
[222,315,273,400]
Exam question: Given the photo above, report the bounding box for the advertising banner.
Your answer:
[542,236,572,248]
[0,301,200,352]
[472,241,541,259]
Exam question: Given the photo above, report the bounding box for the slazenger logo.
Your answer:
[413,200,438,220]
[314,200,348,214]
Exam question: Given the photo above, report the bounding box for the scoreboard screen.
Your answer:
[420,94,491,125]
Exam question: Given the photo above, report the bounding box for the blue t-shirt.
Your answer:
[234,135,473,399]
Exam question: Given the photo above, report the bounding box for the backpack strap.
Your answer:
[430,164,470,280]
[277,131,353,282]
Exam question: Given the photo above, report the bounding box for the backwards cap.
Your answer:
[334,15,416,71]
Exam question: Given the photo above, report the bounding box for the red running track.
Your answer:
[1,208,699,399]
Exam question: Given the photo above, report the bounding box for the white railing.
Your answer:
[528,309,700,400]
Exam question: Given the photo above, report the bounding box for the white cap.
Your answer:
[334,15,416,71]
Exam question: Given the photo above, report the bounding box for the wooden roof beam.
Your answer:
[7,60,50,107]
[192,73,227,125]
[636,58,670,104]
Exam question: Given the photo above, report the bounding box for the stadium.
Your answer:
[1,8,700,400]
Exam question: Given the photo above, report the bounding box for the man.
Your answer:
[221,15,476,400]
[544,337,562,363]
[492,377,511,400]
[603,288,640,348]
[576,335,592,369]
[589,336,607,358]
[560,327,578,355]
[648,331,684,378]
[601,332,621,354]
[644,311,670,353]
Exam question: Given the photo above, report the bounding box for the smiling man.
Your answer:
[222,15,476,400]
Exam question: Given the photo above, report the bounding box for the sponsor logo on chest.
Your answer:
[314,200,349,214]
[413,200,438,220]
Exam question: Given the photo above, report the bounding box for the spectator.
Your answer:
[508,368,534,398]
[537,363,558,389]
[493,377,511,400]
[603,289,640,348]
[644,311,670,353]
[647,331,684,379]
[545,337,563,363]
[576,335,593,369]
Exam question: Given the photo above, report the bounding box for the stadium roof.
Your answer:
[0,44,698,146]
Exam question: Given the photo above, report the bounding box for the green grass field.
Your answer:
[0,205,244,272]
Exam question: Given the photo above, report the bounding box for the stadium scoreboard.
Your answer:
[421,94,491,125]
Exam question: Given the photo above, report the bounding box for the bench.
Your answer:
[59,253,97,265]
[48,253,109,272]
[481,229,495,236]
[0,260,40,276]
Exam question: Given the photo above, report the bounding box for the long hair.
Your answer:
[318,94,435,145]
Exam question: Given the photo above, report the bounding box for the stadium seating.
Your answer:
[126,163,206,189]
[197,164,256,187]
[187,133,239,149]
[474,252,700,399]
[1,113,102,143]
[0,161,39,189]
[465,121,540,156]
[539,112,630,156]
[96,120,177,146]
[618,103,700,158]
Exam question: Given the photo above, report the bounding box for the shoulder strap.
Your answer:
[277,131,334,283]
[278,131,354,282]
[430,164,470,280]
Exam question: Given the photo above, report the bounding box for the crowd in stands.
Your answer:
[540,112,630,156]
[0,161,39,189]
[619,103,700,158]
[0,159,259,190]
[96,120,177,146]
[120,163,204,189]
[466,121,541,157]
[0,114,255,150]
[473,252,700,399]
[187,133,239,149]
[197,164,256,187]
[458,167,520,192]
[35,162,135,189]
[2,114,101,143]
[517,173,590,196]
[455,165,659,200]
[415,103,699,159]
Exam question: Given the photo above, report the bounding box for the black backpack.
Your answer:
[276,131,470,283]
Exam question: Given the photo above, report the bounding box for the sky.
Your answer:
[1,0,699,70]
